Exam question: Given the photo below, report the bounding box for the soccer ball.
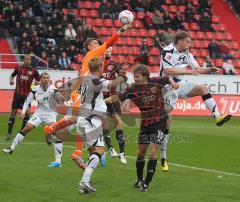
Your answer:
[119,10,134,24]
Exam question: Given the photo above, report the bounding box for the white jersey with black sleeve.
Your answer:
[22,85,58,116]
[160,43,199,82]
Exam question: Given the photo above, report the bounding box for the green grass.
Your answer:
[0,114,240,202]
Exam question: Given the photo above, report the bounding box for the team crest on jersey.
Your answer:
[150,87,157,94]
[165,53,172,61]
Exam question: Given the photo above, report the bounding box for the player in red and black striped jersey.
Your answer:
[105,64,179,192]
[6,55,40,140]
[102,48,127,164]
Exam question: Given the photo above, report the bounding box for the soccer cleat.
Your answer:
[72,156,86,170]
[109,147,118,158]
[79,182,96,194]
[6,134,12,141]
[100,153,107,167]
[48,162,62,168]
[44,125,54,135]
[133,179,144,188]
[160,158,169,172]
[140,184,149,192]
[2,147,13,154]
[216,114,232,126]
[119,152,127,164]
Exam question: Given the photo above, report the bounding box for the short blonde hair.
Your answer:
[88,57,102,73]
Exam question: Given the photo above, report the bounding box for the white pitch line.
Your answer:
[1,142,240,177]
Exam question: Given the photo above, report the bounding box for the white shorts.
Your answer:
[77,116,104,149]
[163,81,195,112]
[28,113,57,127]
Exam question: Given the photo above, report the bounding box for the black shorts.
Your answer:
[11,93,29,109]
[106,101,121,115]
[138,122,167,145]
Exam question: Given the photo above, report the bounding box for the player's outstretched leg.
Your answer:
[103,128,118,158]
[3,123,35,154]
[116,129,127,164]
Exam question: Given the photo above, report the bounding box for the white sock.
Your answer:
[54,142,63,164]
[10,133,25,150]
[160,134,169,160]
[81,154,100,183]
[203,96,221,118]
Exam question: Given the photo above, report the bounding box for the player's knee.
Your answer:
[199,85,209,95]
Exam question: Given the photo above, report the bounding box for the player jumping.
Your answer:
[159,31,232,171]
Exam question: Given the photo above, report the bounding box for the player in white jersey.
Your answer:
[73,57,126,193]
[159,31,232,171]
[3,72,64,168]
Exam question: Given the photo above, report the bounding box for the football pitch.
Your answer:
[0,114,240,202]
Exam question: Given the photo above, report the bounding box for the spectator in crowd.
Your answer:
[135,38,149,65]
[203,56,215,74]
[38,51,48,69]
[99,0,112,19]
[58,51,72,70]
[227,0,240,18]
[163,12,172,29]
[48,54,59,70]
[152,9,164,30]
[219,41,234,60]
[130,0,144,12]
[208,40,221,59]
[68,45,78,63]
[109,0,122,19]
[21,41,33,54]
[154,29,167,50]
[165,28,175,45]
[65,23,77,42]
[144,11,153,29]
[172,11,185,30]
[199,12,214,32]
[32,40,44,56]
[222,59,236,75]
[185,3,198,23]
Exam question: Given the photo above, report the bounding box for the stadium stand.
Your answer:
[0,0,239,74]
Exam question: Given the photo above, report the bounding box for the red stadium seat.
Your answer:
[214,59,223,68]
[148,57,156,66]
[147,38,154,46]
[212,15,220,23]
[190,49,198,57]
[150,47,160,56]
[202,40,209,48]
[99,27,109,36]
[71,9,78,16]
[104,19,113,27]
[135,37,143,46]
[225,33,232,41]
[148,66,159,73]
[234,60,240,69]
[200,49,208,57]
[127,56,135,64]
[114,19,122,28]
[215,33,223,41]
[195,31,205,40]
[205,32,214,40]
[189,23,199,31]
[93,1,101,9]
[139,29,148,37]
[116,55,125,64]
[218,24,226,32]
[188,31,196,39]
[79,9,88,17]
[89,10,99,18]
[148,29,157,38]
[85,18,94,26]
[169,5,177,13]
[231,41,239,50]
[165,0,172,5]
[129,29,138,37]
[125,37,135,46]
[62,8,68,15]
[196,58,204,66]
[133,20,143,29]
[115,37,124,45]
[137,12,145,20]
[161,5,169,12]
[112,46,119,55]
[178,6,186,13]
[121,47,129,55]
[183,22,189,30]
[94,18,103,27]
[131,47,140,55]
[193,41,201,49]
[83,1,93,9]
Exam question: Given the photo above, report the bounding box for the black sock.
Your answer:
[21,115,29,129]
[116,129,125,153]
[145,158,157,186]
[136,158,145,180]
[8,117,15,134]
[103,129,112,150]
